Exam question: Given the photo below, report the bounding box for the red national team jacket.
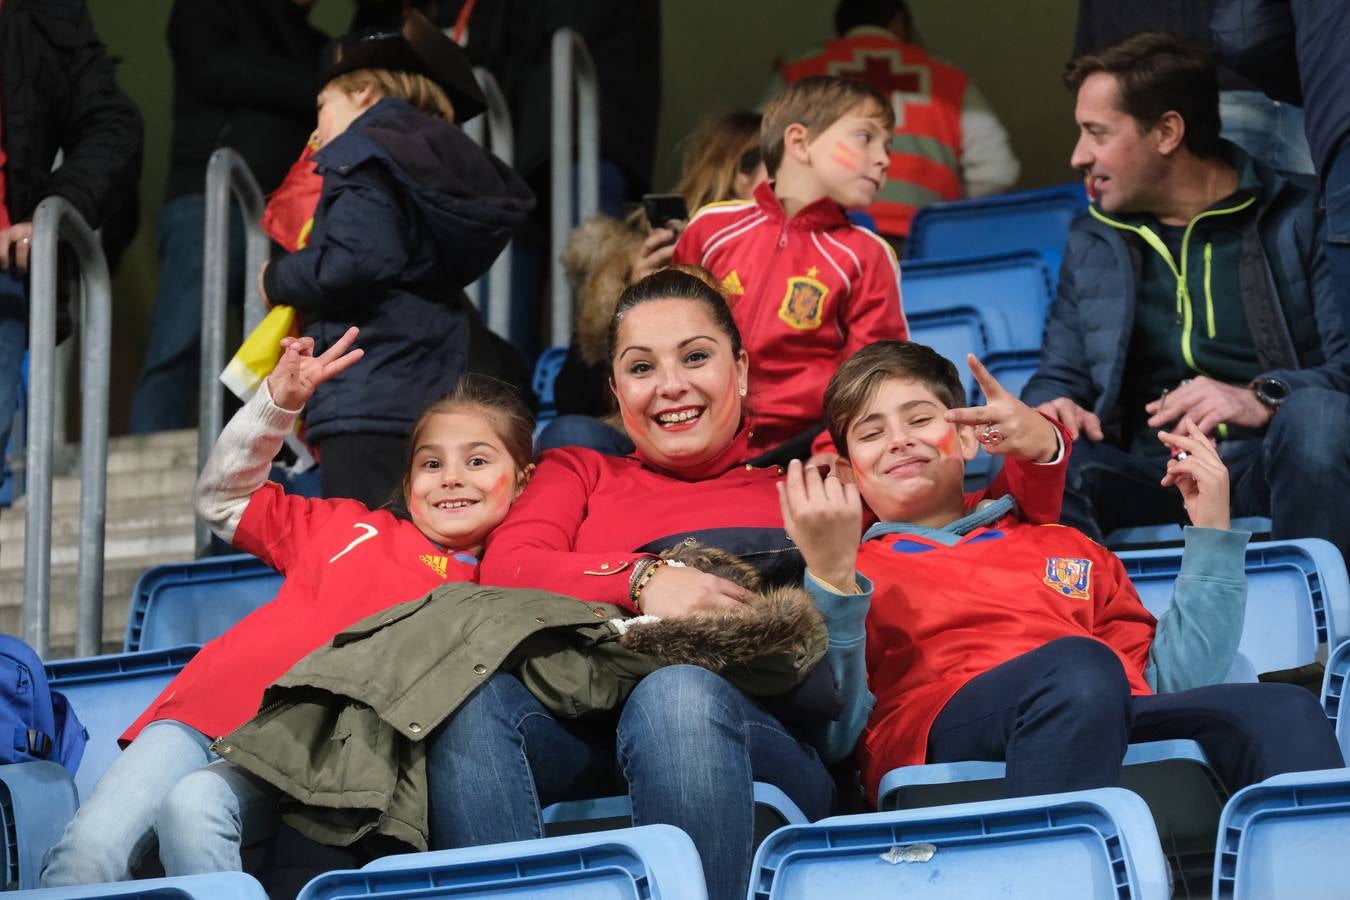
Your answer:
[856,516,1156,802]
[672,181,908,456]
[122,484,476,745]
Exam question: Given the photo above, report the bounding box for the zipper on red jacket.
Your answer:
[742,221,792,349]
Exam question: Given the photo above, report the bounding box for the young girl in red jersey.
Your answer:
[41,327,534,886]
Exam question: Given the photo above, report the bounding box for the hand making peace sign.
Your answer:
[943,354,1062,463]
[266,326,365,411]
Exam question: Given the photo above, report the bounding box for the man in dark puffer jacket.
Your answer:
[1211,0,1350,344]
[1022,33,1350,561]
[0,0,142,464]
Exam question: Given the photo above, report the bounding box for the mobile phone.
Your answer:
[642,193,689,230]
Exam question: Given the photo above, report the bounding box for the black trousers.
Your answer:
[316,433,407,510]
[927,636,1344,797]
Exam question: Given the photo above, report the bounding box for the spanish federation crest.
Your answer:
[1043,557,1092,600]
[778,267,829,330]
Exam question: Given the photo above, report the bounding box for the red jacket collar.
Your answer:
[753,180,849,231]
[630,424,757,481]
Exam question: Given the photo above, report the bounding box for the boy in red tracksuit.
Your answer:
[779,340,1344,808]
[673,76,908,463]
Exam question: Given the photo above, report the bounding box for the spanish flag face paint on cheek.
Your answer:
[830,141,861,172]
[936,426,961,460]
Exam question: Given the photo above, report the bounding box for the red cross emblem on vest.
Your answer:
[827,49,931,128]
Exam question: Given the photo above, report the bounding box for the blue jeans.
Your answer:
[928,637,1344,796]
[0,278,25,465]
[1322,139,1350,332]
[129,195,245,434]
[535,414,634,456]
[1061,388,1350,561]
[1219,90,1315,176]
[426,667,835,900]
[40,720,277,885]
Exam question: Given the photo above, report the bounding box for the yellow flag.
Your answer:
[220,305,300,402]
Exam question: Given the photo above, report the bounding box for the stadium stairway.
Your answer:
[0,428,198,658]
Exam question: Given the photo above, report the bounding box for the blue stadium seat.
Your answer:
[0,649,199,889]
[13,871,269,898]
[1212,767,1350,900]
[900,251,1054,350]
[297,824,708,900]
[905,308,991,403]
[980,348,1043,403]
[878,739,1226,880]
[532,345,570,427]
[125,554,280,652]
[1117,538,1347,679]
[1321,639,1350,765]
[1106,518,1273,550]
[542,781,807,830]
[0,761,78,890]
[752,787,1169,899]
[47,646,198,802]
[906,183,1088,283]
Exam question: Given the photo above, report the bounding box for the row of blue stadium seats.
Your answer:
[121,536,1350,673]
[12,766,1350,898]
[2,541,1347,890]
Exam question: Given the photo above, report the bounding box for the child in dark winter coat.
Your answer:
[260,13,534,507]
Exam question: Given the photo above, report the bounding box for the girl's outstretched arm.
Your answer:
[194,328,363,543]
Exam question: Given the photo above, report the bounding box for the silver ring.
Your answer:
[20,237,29,245]
[978,423,1005,446]
[1174,451,1191,462]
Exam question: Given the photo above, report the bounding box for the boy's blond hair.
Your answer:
[824,340,966,453]
[328,67,456,122]
[760,75,895,176]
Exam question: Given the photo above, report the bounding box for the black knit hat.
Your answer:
[320,10,487,122]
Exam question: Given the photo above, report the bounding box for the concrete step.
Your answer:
[0,556,147,654]
[0,522,194,570]
[9,428,197,479]
[0,495,195,546]
[2,428,207,658]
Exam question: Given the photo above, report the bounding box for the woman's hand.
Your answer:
[946,354,1061,462]
[777,458,863,592]
[629,222,684,284]
[1158,417,1231,530]
[266,326,364,411]
[638,563,751,618]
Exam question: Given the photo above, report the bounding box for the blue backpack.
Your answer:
[0,635,87,777]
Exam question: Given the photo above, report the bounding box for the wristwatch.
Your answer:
[1251,377,1290,410]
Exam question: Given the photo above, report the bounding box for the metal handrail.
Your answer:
[23,197,112,657]
[464,66,516,340]
[197,149,270,556]
[549,29,601,346]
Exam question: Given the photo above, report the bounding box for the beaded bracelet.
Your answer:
[629,557,665,609]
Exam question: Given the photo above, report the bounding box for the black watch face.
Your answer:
[1259,380,1289,405]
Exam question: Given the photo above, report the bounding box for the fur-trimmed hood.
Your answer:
[562,213,647,366]
[615,541,826,685]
